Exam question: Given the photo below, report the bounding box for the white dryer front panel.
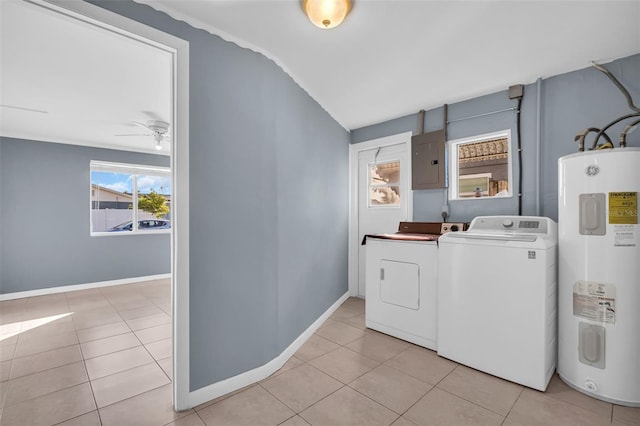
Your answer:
[365,238,438,350]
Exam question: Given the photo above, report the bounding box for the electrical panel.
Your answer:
[411,129,446,190]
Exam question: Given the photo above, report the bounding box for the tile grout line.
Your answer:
[308,315,534,425]
[339,339,386,363]
[430,364,518,420]
[2,362,91,410]
[609,403,613,425]
[343,379,410,417]
[0,281,172,425]
[275,413,302,426]
[93,285,173,381]
[258,360,307,406]
[259,362,349,418]
[341,333,449,421]
[91,288,173,409]
[95,381,183,423]
[6,345,82,382]
[499,386,524,426]
[8,298,73,374]
[386,380,437,421]
[525,381,617,425]
[292,303,415,418]
[76,308,107,426]
[77,328,131,345]
[434,385,510,420]
[87,283,171,422]
[17,329,101,426]
[308,349,380,386]
[192,410,209,426]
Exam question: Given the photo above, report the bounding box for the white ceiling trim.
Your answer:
[0,131,169,156]
[133,0,351,132]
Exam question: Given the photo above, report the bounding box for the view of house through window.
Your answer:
[448,130,512,200]
[90,161,171,234]
[369,160,401,206]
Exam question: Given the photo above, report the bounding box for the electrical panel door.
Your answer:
[412,129,446,189]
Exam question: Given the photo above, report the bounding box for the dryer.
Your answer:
[437,216,558,391]
[364,222,464,350]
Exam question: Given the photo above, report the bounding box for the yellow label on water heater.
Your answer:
[609,192,638,224]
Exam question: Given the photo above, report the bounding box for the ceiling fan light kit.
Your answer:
[303,0,351,29]
[145,120,169,150]
[116,119,170,151]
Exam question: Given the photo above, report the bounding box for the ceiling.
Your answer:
[136,0,640,130]
[0,0,173,155]
[1,0,639,155]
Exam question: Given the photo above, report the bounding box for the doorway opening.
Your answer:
[1,0,190,410]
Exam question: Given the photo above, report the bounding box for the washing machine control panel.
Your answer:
[469,216,550,235]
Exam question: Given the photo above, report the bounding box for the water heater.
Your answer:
[558,148,640,406]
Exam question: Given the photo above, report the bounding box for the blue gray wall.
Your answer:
[0,137,170,294]
[0,139,2,288]
[352,53,640,223]
[539,55,640,219]
[88,1,350,391]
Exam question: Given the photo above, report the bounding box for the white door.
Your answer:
[357,142,409,297]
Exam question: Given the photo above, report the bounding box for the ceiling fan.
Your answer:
[116,120,170,151]
[0,104,49,114]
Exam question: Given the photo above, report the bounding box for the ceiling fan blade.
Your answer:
[141,110,165,122]
[132,121,151,131]
[1,104,48,114]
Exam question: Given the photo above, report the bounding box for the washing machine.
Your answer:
[437,216,558,391]
[365,222,464,350]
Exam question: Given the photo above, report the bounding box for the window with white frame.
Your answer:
[369,160,401,207]
[90,161,171,235]
[448,130,512,200]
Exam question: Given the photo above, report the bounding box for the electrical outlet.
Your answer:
[441,222,465,234]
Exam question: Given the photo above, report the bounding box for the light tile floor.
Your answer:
[1,280,639,425]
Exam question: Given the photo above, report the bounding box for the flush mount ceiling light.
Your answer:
[303,0,352,29]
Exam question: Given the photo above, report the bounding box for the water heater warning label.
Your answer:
[573,281,616,324]
[614,224,636,247]
[609,192,637,224]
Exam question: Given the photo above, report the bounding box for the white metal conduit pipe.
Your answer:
[536,78,542,216]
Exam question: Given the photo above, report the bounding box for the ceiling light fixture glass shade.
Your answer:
[154,133,163,150]
[303,0,351,29]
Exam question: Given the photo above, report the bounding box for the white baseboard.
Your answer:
[188,291,350,408]
[0,274,171,301]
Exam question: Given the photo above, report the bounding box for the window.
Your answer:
[448,130,512,200]
[369,160,401,206]
[90,161,171,235]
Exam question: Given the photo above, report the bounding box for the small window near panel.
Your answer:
[448,130,512,200]
[90,161,171,235]
[369,160,401,207]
